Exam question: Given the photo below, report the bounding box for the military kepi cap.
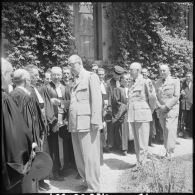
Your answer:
[28,151,53,180]
[114,66,125,75]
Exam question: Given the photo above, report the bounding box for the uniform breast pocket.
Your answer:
[76,89,89,101]
[163,85,174,96]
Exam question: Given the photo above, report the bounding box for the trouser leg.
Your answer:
[159,117,178,154]
[48,132,61,174]
[121,122,129,151]
[79,130,100,192]
[130,122,150,163]
[106,122,114,148]
[71,132,85,179]
[100,130,104,165]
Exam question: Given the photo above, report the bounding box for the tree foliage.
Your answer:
[2,2,74,71]
[104,2,193,79]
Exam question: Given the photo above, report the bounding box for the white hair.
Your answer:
[13,69,30,85]
[130,62,142,71]
[68,55,82,65]
[51,66,62,74]
[159,64,170,71]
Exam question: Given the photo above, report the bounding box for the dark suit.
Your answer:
[59,82,76,170]
[180,80,193,135]
[46,81,73,174]
[112,87,129,151]
[106,78,118,148]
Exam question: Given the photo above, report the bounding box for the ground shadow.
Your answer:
[104,158,135,170]
[46,169,84,192]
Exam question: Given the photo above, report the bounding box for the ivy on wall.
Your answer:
[104,2,193,79]
[2,2,74,71]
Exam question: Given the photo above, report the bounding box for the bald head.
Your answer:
[13,69,31,86]
[130,62,142,71]
[68,55,82,65]
[1,58,13,89]
[68,54,83,76]
[129,62,142,79]
[51,66,62,75]
[159,64,170,79]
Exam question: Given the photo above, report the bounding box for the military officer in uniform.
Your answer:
[127,62,156,166]
[68,55,102,193]
[155,64,180,159]
[141,68,157,146]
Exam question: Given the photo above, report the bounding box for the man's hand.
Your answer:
[158,105,169,113]
[181,90,185,95]
[51,98,61,106]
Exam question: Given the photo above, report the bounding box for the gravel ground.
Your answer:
[40,137,193,193]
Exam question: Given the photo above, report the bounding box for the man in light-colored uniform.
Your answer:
[68,55,102,193]
[141,68,157,146]
[155,64,180,159]
[127,62,156,166]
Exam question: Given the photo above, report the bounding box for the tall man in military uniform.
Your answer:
[141,68,157,146]
[68,55,102,193]
[155,64,180,159]
[127,62,156,166]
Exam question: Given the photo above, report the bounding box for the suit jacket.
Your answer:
[107,78,117,112]
[155,75,180,118]
[112,87,128,123]
[69,69,102,132]
[180,80,193,110]
[46,81,70,119]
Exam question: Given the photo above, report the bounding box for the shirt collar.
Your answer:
[17,86,31,96]
[78,68,85,78]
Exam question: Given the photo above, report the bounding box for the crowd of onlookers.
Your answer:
[2,55,193,193]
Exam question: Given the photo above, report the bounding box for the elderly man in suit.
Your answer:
[97,68,108,164]
[45,66,72,181]
[141,68,157,146]
[68,55,102,193]
[180,72,193,138]
[127,62,156,167]
[155,64,180,159]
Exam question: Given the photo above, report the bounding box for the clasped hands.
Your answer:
[51,98,61,106]
[156,104,169,113]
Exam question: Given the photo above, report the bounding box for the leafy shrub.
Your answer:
[2,2,74,71]
[104,2,193,80]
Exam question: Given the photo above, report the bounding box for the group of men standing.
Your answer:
[93,61,192,166]
[1,53,193,193]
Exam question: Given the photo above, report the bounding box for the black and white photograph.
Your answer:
[1,2,193,193]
